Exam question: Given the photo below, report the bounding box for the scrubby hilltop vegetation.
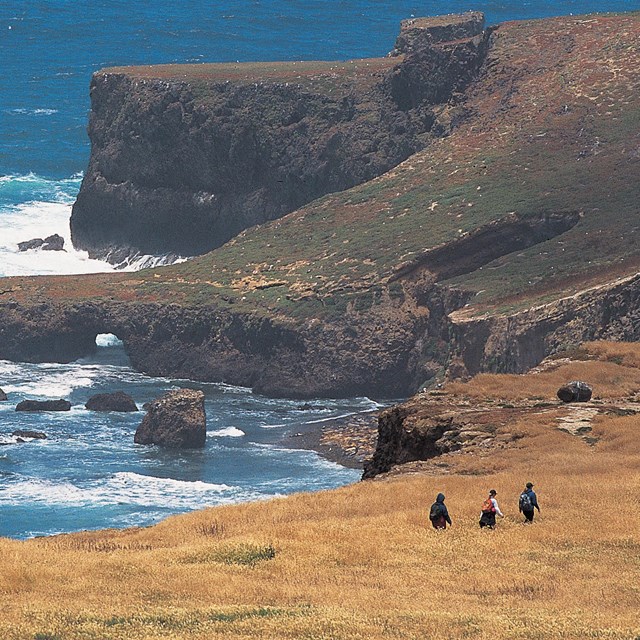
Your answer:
[1,341,639,639]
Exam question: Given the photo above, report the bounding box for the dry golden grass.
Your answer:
[1,344,639,639]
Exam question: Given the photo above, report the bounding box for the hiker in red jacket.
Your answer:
[479,489,504,529]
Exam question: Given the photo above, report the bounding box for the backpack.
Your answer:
[481,497,495,514]
[429,502,444,521]
[519,491,533,511]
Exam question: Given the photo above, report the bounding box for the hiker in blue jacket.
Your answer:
[519,482,540,523]
[429,492,452,530]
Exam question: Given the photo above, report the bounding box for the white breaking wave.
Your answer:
[0,174,189,277]
[0,200,115,277]
[95,333,124,348]
[5,366,99,398]
[209,426,245,437]
[0,472,235,509]
[6,108,59,116]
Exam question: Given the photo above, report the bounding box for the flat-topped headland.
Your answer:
[70,11,489,261]
[1,12,639,398]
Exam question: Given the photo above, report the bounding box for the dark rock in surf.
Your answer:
[17,238,44,251]
[86,391,138,412]
[17,234,65,252]
[134,388,206,449]
[12,430,47,440]
[15,399,71,412]
[0,388,7,401]
[42,234,65,251]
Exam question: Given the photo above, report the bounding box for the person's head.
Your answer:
[489,489,497,496]
[526,482,534,489]
[436,492,445,503]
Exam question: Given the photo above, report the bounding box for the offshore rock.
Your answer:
[0,388,7,401]
[70,14,489,260]
[86,391,138,412]
[134,388,206,448]
[17,238,44,252]
[15,399,71,412]
[17,234,65,252]
[12,430,47,440]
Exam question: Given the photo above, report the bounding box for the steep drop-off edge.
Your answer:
[70,12,489,261]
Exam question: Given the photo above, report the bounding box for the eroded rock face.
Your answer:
[15,399,71,412]
[86,391,138,412]
[134,388,206,448]
[70,15,490,261]
[362,394,519,478]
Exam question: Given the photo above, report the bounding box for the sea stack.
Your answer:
[134,388,206,448]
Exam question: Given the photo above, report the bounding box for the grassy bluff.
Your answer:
[1,12,639,398]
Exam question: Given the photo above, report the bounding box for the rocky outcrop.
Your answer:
[70,15,490,261]
[0,388,7,401]
[86,391,138,412]
[449,273,640,377]
[15,399,71,411]
[0,291,444,398]
[18,234,65,252]
[134,388,206,448]
[1,270,640,399]
[390,12,486,56]
[362,393,519,478]
[12,430,47,440]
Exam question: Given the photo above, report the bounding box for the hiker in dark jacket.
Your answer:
[519,482,540,523]
[429,492,452,530]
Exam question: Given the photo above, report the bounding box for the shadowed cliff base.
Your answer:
[1,12,640,398]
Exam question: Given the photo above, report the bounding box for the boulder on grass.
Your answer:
[134,389,206,449]
[15,399,71,411]
[557,381,593,403]
[86,391,138,412]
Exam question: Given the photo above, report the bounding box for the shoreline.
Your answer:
[282,410,380,470]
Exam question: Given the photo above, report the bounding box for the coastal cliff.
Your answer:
[1,12,640,399]
[70,12,489,261]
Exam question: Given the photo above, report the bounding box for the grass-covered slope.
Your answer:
[1,341,639,639]
[144,12,640,319]
[4,13,639,319]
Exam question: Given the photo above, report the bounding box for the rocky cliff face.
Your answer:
[0,291,439,398]
[70,12,489,261]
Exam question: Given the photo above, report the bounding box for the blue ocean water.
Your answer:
[1,0,637,538]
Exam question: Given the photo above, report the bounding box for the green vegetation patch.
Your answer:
[181,542,276,566]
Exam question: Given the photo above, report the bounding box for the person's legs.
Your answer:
[523,509,534,523]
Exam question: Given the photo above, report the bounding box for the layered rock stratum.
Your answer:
[1,12,639,398]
